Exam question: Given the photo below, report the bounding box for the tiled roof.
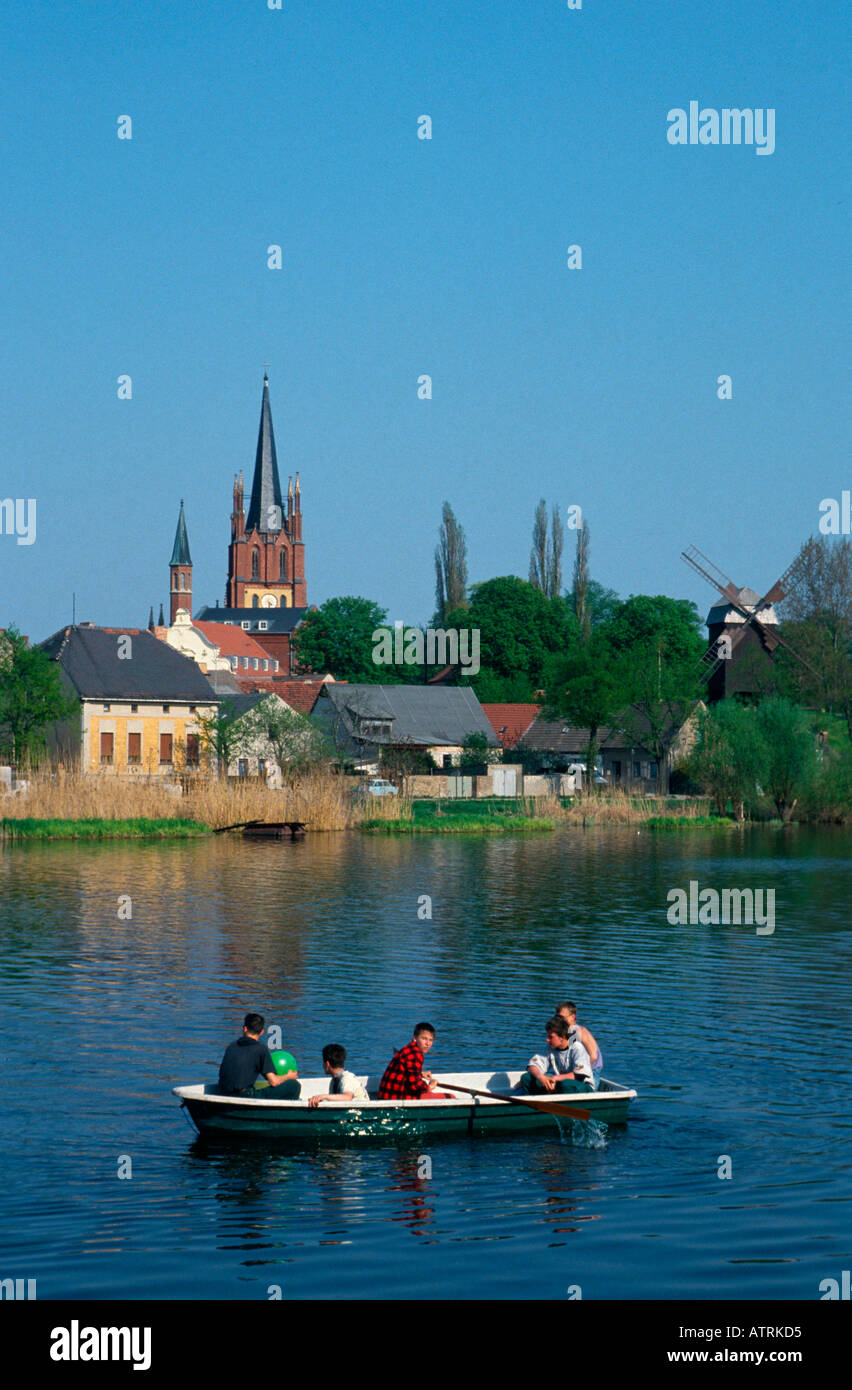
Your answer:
[39,626,218,702]
[193,621,275,661]
[480,703,542,748]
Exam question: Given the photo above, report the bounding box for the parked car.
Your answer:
[355,777,399,798]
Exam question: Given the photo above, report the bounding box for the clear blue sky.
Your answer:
[1,0,848,640]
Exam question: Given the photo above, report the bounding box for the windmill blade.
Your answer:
[762,625,822,680]
[695,624,752,681]
[682,545,742,606]
[757,553,805,610]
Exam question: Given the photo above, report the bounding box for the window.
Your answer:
[189,705,196,713]
[279,550,287,580]
[186,734,200,766]
[612,760,622,779]
[650,762,659,780]
[127,732,141,764]
[273,660,278,671]
[241,621,250,630]
[258,621,268,630]
[632,761,641,778]
[237,758,247,778]
[130,704,138,713]
[103,703,110,711]
[262,659,268,670]
[160,733,173,764]
[251,549,260,579]
[252,595,259,608]
[163,704,170,713]
[241,657,248,669]
[258,758,266,778]
[100,731,114,764]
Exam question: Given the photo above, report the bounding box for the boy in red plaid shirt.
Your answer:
[377,1022,450,1099]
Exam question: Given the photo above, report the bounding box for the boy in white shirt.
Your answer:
[309,1043,369,1107]
[519,1016,593,1095]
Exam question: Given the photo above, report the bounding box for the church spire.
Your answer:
[245,374,284,534]
[170,499,192,566]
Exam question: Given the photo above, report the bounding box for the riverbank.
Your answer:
[1,817,211,841]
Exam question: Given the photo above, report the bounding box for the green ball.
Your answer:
[270,1049,297,1075]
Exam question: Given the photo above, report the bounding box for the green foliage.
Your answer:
[244,699,332,775]
[458,731,501,768]
[605,594,704,665]
[0,627,79,765]
[197,697,243,776]
[755,695,818,822]
[688,701,768,817]
[448,576,578,701]
[292,596,388,682]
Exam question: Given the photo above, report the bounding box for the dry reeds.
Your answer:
[526,789,711,825]
[0,767,413,833]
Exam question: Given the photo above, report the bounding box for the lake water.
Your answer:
[0,826,849,1300]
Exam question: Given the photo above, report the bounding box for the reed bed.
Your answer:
[0,768,413,834]
[528,790,713,825]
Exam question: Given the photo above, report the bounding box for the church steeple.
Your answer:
[169,499,193,623]
[245,374,284,534]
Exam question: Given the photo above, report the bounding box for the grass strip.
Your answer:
[1,817,212,841]
[362,815,555,834]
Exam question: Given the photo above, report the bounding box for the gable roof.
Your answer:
[522,702,701,754]
[481,703,541,749]
[39,626,218,702]
[316,683,497,749]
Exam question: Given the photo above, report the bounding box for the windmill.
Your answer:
[681,545,819,701]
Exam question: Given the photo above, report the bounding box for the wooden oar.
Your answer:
[436,1079,591,1123]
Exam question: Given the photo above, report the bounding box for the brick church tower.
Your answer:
[169,499,192,622]
[226,374,306,610]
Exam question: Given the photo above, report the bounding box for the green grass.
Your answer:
[0,817,212,841]
[364,802,554,834]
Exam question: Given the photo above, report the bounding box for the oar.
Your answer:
[436,1079,590,1123]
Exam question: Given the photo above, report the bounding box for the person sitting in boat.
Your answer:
[309,1044,369,1108]
[218,1013,301,1099]
[556,1000,603,1089]
[519,1015,593,1096]
[377,1022,451,1099]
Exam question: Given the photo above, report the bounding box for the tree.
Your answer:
[529,501,564,599]
[0,627,79,766]
[775,535,852,733]
[240,699,331,777]
[197,698,245,778]
[545,631,631,794]
[434,502,468,622]
[755,695,817,823]
[458,731,501,768]
[292,596,388,682]
[604,594,705,667]
[688,701,768,819]
[447,576,578,701]
[572,519,590,638]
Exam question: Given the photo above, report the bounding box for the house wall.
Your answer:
[83,701,215,776]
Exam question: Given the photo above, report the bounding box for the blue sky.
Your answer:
[1,0,848,640]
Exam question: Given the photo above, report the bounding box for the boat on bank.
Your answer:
[173,1070,637,1140]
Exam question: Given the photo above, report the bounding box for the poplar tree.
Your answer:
[434,502,468,621]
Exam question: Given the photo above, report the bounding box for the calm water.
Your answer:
[0,826,849,1300]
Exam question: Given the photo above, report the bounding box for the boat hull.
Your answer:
[173,1071,637,1141]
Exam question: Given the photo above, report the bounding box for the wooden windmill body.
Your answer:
[682,546,818,702]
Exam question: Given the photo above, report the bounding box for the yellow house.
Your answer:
[40,624,218,777]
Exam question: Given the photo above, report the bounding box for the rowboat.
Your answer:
[173,1070,637,1140]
